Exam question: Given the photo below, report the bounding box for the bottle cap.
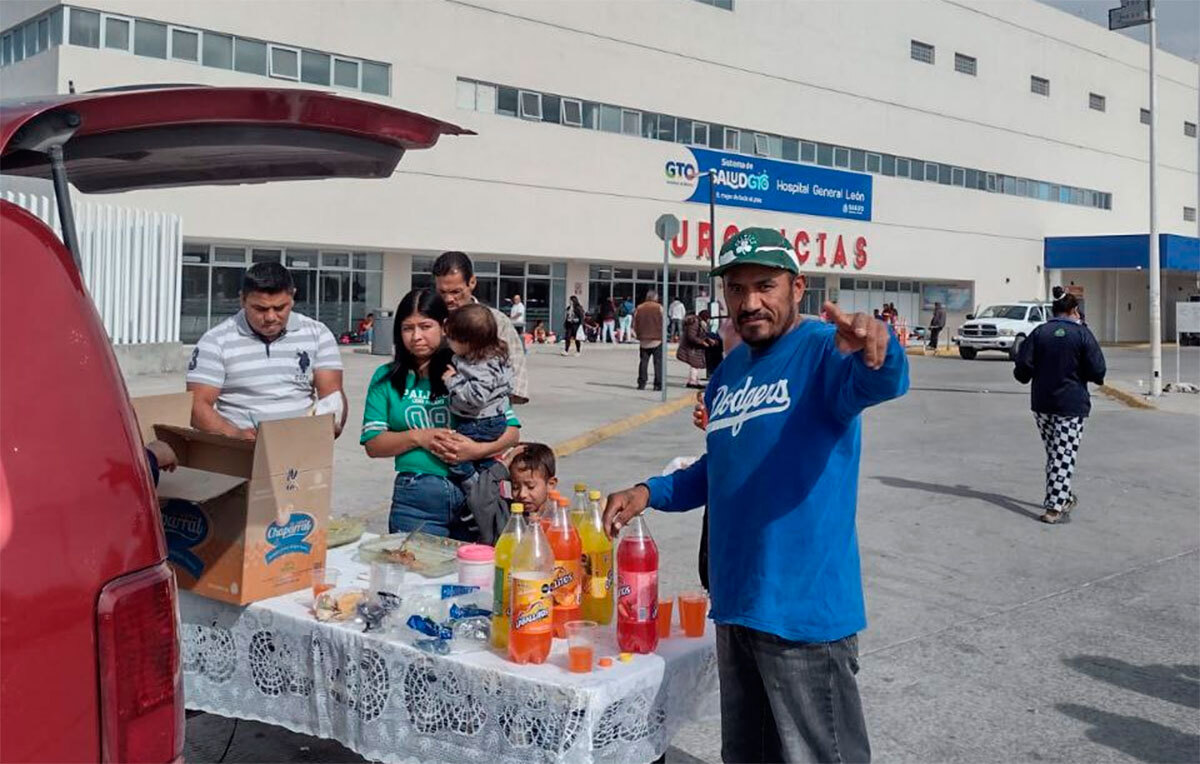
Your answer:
[618,652,634,663]
[557,497,570,508]
[588,490,602,500]
[598,657,614,668]
[511,502,525,514]
[575,483,587,492]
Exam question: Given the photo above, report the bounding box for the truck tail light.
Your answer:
[97,563,184,763]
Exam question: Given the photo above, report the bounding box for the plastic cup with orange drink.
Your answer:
[656,595,675,639]
[565,620,598,673]
[312,566,341,600]
[678,590,708,638]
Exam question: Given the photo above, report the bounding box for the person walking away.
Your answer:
[676,313,709,389]
[619,296,635,343]
[699,309,724,379]
[509,294,527,355]
[442,304,514,481]
[928,301,946,351]
[187,261,347,439]
[604,228,908,763]
[669,297,686,342]
[432,251,529,404]
[632,291,665,391]
[600,297,617,343]
[562,295,585,356]
[1013,291,1105,525]
[361,289,520,539]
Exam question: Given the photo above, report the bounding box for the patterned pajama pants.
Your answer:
[1035,413,1085,511]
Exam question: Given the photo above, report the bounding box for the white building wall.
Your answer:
[1,0,1196,339]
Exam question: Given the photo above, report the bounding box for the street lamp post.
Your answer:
[655,214,682,403]
[1110,0,1161,396]
[707,169,719,325]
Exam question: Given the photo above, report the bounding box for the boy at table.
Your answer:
[506,443,558,519]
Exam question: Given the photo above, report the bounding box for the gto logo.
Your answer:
[665,161,698,183]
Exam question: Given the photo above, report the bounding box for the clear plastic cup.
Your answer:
[312,566,341,600]
[565,620,598,673]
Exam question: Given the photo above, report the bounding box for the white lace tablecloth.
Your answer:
[179,538,719,763]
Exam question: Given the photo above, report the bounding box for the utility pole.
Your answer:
[1110,0,1161,395]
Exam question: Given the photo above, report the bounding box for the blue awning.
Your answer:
[1044,234,1199,272]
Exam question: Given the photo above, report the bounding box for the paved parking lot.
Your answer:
[127,342,1199,763]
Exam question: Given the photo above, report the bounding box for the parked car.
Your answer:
[952,301,1051,360]
[0,86,467,763]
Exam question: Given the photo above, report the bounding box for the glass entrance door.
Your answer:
[319,272,351,335]
[524,279,551,333]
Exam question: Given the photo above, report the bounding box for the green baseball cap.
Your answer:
[713,227,800,277]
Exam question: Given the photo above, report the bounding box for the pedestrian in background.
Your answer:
[600,297,617,343]
[632,290,664,390]
[700,309,724,379]
[928,301,946,351]
[562,295,585,356]
[677,313,710,389]
[669,296,686,342]
[1014,291,1106,525]
[509,294,527,355]
[619,295,635,343]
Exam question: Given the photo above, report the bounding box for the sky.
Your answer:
[1038,0,1200,61]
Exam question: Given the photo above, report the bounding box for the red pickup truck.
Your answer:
[0,87,466,762]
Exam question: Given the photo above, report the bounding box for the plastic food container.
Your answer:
[456,544,495,590]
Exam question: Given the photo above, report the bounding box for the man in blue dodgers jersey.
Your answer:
[604,228,909,763]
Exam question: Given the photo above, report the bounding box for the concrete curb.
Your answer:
[905,346,957,358]
[552,392,697,458]
[1099,382,1158,410]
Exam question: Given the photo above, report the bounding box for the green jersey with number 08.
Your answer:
[360,364,519,476]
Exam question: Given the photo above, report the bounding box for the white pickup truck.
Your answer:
[953,302,1051,360]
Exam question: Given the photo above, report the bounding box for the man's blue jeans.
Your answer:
[717,625,870,763]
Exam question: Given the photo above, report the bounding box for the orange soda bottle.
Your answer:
[546,497,583,638]
[509,505,554,664]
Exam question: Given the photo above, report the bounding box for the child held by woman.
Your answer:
[441,304,513,480]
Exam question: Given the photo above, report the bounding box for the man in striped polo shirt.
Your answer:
[187,262,346,439]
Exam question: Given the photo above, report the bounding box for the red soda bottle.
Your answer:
[616,514,659,654]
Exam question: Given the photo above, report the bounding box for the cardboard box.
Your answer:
[132,393,333,605]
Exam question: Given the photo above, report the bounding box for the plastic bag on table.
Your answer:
[391,585,493,654]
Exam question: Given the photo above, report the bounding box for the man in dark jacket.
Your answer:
[632,291,665,390]
[1014,292,1106,524]
[928,301,947,350]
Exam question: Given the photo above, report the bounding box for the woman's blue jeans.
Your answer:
[388,472,468,539]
